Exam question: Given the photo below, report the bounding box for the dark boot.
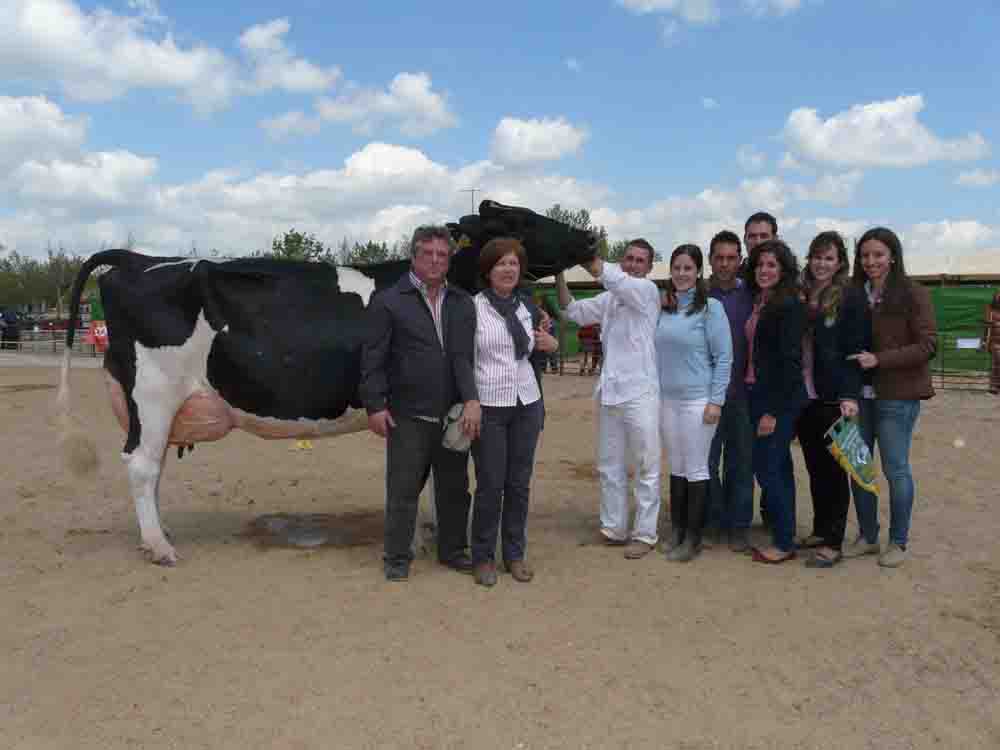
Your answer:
[664,476,689,560]
[672,480,708,563]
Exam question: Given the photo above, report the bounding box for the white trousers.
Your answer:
[659,397,718,481]
[596,389,661,544]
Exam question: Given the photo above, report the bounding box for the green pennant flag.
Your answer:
[826,416,879,496]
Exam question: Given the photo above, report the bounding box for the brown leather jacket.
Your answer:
[871,282,937,400]
[985,299,1000,350]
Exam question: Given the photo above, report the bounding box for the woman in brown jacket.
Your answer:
[843,227,937,568]
[984,291,1000,395]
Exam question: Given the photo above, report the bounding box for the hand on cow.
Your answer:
[534,327,558,353]
[368,409,396,438]
[460,400,481,440]
[703,403,721,425]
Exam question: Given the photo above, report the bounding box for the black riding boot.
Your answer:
[671,479,708,562]
[665,475,689,559]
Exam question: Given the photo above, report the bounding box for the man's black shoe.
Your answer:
[384,560,410,581]
[439,552,474,574]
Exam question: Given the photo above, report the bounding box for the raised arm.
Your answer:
[593,260,660,314]
[557,271,606,326]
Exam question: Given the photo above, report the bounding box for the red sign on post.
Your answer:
[84,320,108,353]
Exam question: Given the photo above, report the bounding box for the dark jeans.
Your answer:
[384,416,471,565]
[850,398,921,547]
[707,398,754,531]
[749,387,806,552]
[797,400,850,550]
[471,399,544,564]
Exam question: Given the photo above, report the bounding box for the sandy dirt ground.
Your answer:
[2,356,998,750]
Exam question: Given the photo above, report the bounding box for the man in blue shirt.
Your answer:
[705,230,755,552]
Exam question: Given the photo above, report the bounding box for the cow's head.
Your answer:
[447,200,599,290]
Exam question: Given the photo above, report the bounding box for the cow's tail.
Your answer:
[57,249,132,476]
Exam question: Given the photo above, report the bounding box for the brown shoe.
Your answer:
[600,531,628,546]
[624,540,653,559]
[473,561,497,587]
[504,559,534,582]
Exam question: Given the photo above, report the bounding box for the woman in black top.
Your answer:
[743,240,807,564]
[796,232,865,567]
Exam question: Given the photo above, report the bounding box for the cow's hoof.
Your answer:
[139,539,180,566]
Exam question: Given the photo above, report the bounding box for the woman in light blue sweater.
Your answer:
[655,244,733,562]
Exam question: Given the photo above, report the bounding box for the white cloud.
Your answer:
[737,144,766,171]
[906,220,995,256]
[783,95,991,168]
[743,0,802,16]
[15,150,158,207]
[702,97,719,110]
[779,152,803,170]
[0,137,608,258]
[126,0,165,24]
[238,19,340,94]
[565,57,581,72]
[616,0,721,24]
[0,95,88,172]
[0,3,343,114]
[0,0,239,112]
[316,72,457,137]
[794,171,864,205]
[260,111,322,140]
[956,169,1000,188]
[491,117,589,165]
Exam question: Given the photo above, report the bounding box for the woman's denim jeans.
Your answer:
[748,388,806,553]
[851,399,921,547]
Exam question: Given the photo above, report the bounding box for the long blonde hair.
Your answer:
[802,231,850,321]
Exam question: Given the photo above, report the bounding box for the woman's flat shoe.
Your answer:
[474,561,497,587]
[796,534,825,548]
[805,550,842,568]
[751,547,797,564]
[503,559,534,582]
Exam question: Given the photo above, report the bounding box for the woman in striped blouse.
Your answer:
[470,238,558,587]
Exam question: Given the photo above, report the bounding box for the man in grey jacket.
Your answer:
[360,225,481,581]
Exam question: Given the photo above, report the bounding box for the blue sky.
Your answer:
[1,0,998,272]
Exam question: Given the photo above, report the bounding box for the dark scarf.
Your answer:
[483,288,530,360]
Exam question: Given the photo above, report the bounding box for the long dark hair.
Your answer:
[744,239,800,312]
[662,244,709,316]
[803,231,850,321]
[851,227,912,312]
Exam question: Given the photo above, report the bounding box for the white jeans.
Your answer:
[660,398,718,481]
[597,389,661,544]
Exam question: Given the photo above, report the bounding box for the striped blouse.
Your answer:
[473,293,542,407]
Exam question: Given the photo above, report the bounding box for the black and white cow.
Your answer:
[57,201,598,565]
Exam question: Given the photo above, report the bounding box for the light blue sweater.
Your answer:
[654,290,733,404]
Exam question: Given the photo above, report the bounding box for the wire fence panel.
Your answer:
[0,330,100,357]
[1,330,994,391]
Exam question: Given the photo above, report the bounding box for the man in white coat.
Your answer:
[556,240,662,559]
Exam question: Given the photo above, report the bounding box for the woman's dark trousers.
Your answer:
[796,400,850,551]
[471,400,545,564]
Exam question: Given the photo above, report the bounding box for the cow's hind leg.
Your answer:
[125,399,184,566]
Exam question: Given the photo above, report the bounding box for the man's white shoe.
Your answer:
[878,543,908,568]
[842,536,880,559]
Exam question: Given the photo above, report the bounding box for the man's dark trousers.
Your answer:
[384,416,471,565]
